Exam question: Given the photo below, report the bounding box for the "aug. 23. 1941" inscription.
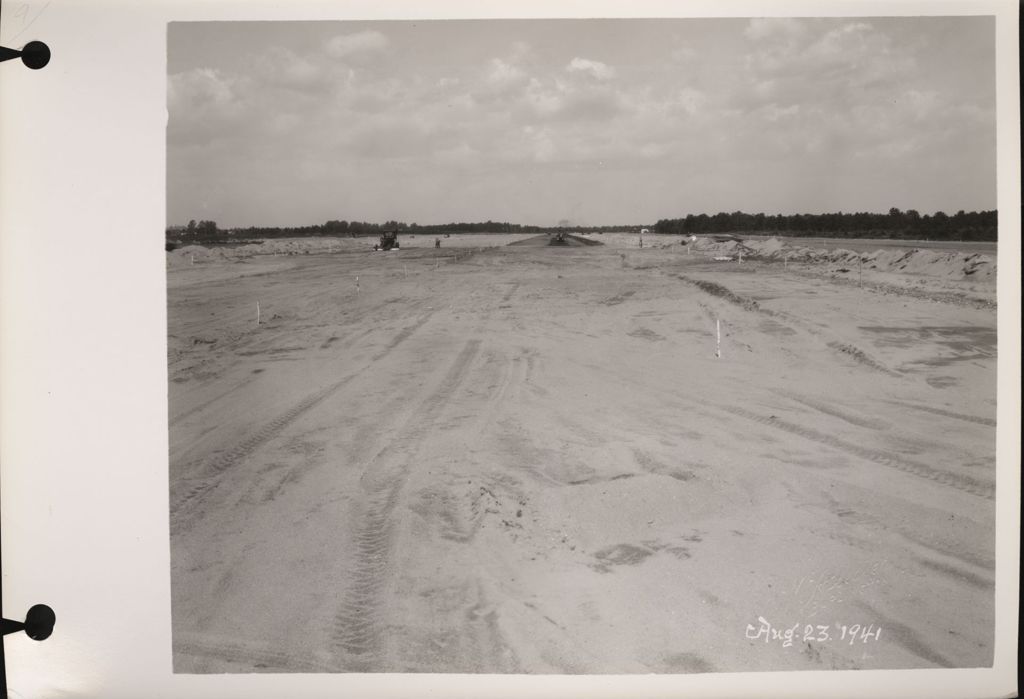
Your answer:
[745,616,882,648]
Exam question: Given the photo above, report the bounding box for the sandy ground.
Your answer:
[168,234,996,674]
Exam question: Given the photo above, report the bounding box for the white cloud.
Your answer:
[168,18,996,227]
[435,142,481,167]
[745,18,807,41]
[903,89,939,120]
[524,78,564,117]
[168,68,236,115]
[735,19,920,118]
[347,118,433,159]
[485,57,527,89]
[760,103,800,122]
[528,130,557,163]
[557,87,624,121]
[325,30,389,59]
[168,68,247,145]
[670,45,696,63]
[808,22,873,60]
[255,47,325,91]
[566,57,615,81]
[674,87,707,116]
[510,41,532,61]
[639,142,670,159]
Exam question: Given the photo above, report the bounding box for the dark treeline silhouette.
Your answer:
[166,208,997,243]
[167,219,632,242]
[653,209,996,241]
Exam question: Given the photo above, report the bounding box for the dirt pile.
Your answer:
[691,237,996,282]
[168,237,373,265]
[167,235,543,268]
[508,234,604,247]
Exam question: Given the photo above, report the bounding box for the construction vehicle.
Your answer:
[374,230,400,251]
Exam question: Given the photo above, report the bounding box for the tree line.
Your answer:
[166,219,631,242]
[167,208,997,243]
[653,209,996,241]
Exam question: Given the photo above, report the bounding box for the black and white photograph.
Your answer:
[0,2,1018,697]
[166,15,1000,675]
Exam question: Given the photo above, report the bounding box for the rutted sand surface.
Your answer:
[168,236,996,673]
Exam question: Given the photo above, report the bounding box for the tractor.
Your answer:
[374,230,400,251]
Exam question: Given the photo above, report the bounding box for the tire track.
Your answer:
[679,273,901,375]
[169,378,353,527]
[718,405,994,499]
[854,601,957,668]
[319,325,377,352]
[884,400,996,428]
[329,338,482,670]
[173,634,334,672]
[896,527,995,572]
[460,578,523,673]
[500,282,521,303]
[376,312,433,354]
[602,289,636,306]
[826,341,900,376]
[677,275,761,312]
[914,557,994,591]
[797,266,997,310]
[806,494,995,580]
[780,391,891,431]
[169,312,436,534]
[416,348,532,546]
[169,375,256,426]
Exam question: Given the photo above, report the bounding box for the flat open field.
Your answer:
[168,235,996,674]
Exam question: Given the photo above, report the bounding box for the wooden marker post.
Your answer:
[716,318,721,359]
[256,301,261,325]
[355,276,360,295]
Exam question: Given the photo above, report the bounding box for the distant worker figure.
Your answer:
[435,237,441,248]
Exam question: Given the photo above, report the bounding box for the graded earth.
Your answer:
[168,234,996,673]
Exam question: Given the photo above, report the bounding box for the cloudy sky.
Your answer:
[167,17,995,228]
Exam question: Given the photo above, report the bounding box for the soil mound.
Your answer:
[508,234,604,247]
[689,236,996,282]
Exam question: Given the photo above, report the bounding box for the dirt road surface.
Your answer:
[168,238,996,674]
